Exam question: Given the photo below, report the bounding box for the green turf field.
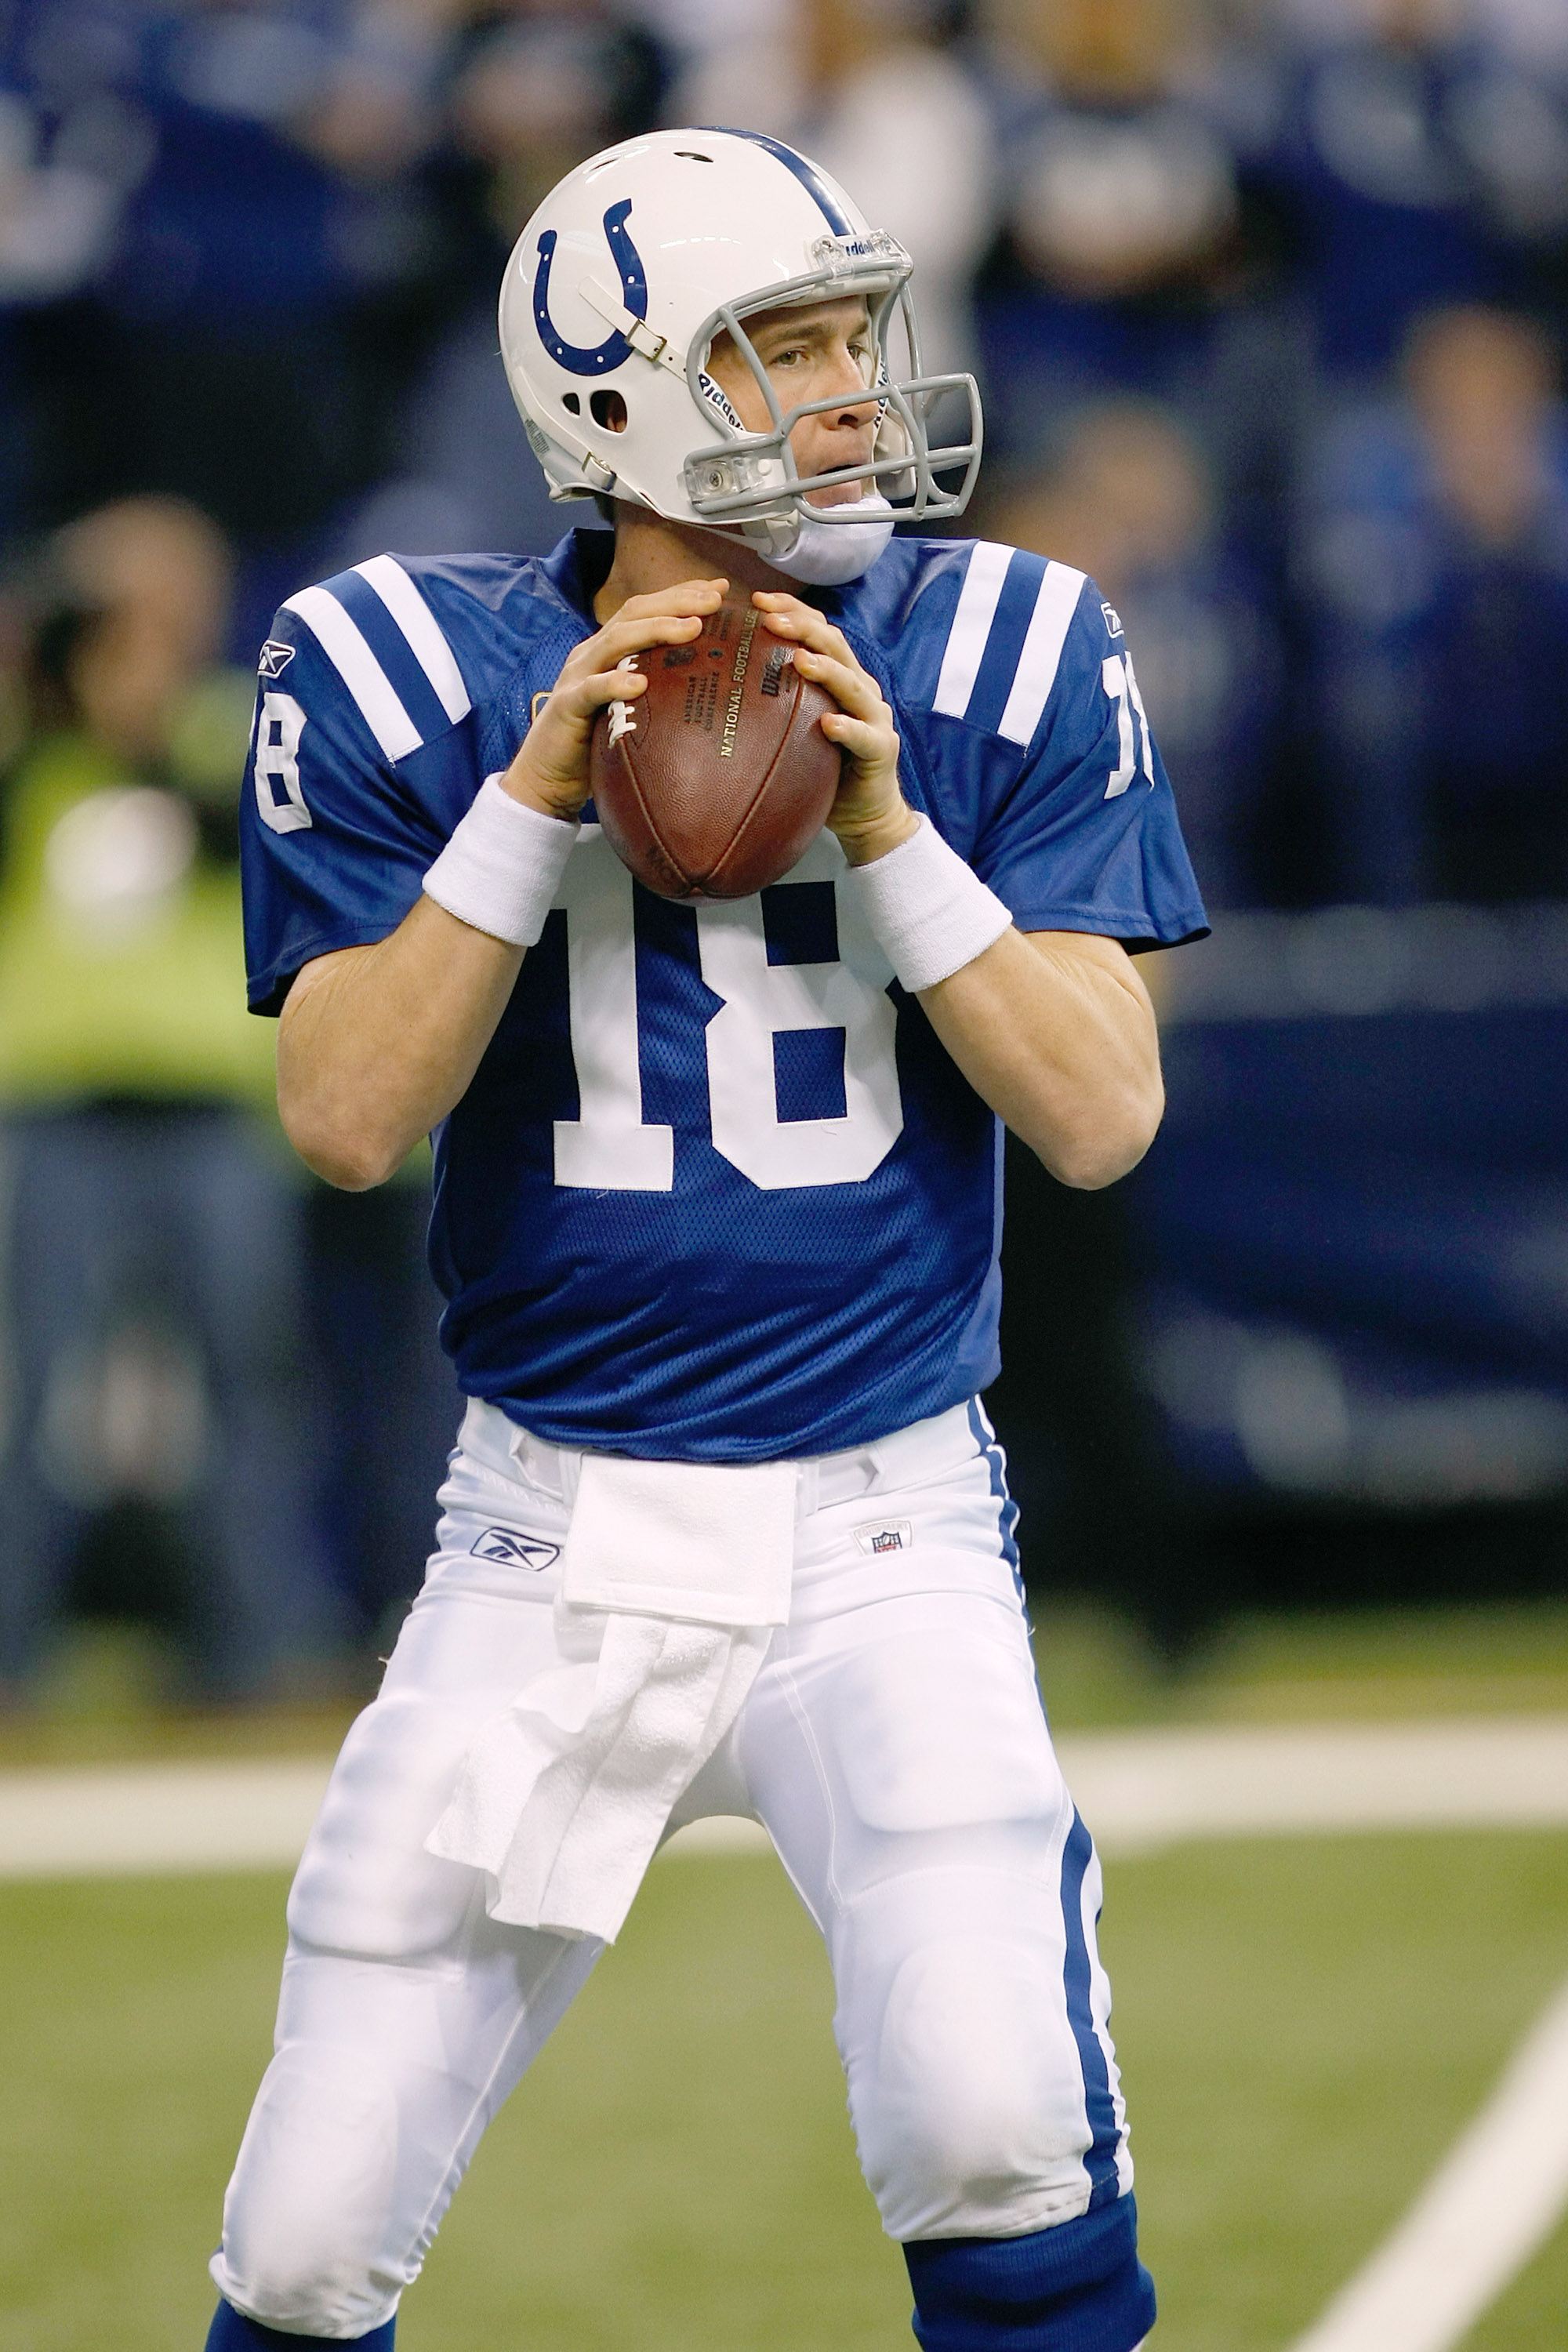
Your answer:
[2,1826,1566,2352]
[5,1599,1568,2351]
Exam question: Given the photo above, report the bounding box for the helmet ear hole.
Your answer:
[590,388,628,433]
[561,393,581,415]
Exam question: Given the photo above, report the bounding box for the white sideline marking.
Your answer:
[1287,1972,1568,2352]
[1062,1716,1568,1854]
[0,1716,1565,1881]
[0,1760,335,1878]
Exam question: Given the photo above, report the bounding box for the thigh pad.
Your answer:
[821,1620,1062,1838]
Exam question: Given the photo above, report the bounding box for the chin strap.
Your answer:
[579,278,689,380]
[757,493,897,586]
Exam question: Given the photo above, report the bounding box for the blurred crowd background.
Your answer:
[0,0,1563,1703]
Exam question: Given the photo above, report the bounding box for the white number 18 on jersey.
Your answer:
[551,830,905,1192]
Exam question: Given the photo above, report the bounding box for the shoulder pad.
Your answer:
[926,542,1089,747]
[274,551,560,763]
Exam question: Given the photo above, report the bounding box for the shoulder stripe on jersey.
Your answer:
[931,541,1014,720]
[354,556,471,725]
[282,584,422,763]
[998,562,1087,747]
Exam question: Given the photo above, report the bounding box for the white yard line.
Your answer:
[1061,1716,1568,1853]
[0,1759,335,1878]
[1287,1972,1568,2352]
[0,1715,1564,1880]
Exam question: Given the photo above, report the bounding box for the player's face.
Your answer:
[705,296,879,506]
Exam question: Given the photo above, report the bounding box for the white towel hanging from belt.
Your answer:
[426,1450,796,1944]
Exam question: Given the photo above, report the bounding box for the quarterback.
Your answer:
[211,129,1204,2352]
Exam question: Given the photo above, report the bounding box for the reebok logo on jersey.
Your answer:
[470,1526,560,1570]
[1101,603,1123,637]
[853,1519,912,1555]
[258,639,296,678]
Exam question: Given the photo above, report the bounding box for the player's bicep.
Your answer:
[1022,927,1152,1004]
[1023,926,1163,1069]
[278,942,379,1027]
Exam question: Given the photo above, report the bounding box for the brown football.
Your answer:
[588,598,843,901]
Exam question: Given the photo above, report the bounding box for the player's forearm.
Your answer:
[920,927,1164,1188]
[277,897,525,1189]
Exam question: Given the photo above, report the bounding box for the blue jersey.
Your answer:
[241,530,1206,1460]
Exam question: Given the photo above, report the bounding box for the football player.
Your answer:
[210,128,1205,2352]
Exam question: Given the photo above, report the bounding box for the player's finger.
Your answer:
[546,619,695,703]
[614,579,728,621]
[767,618,865,684]
[821,713,898,770]
[532,666,648,743]
[753,596,858,669]
[753,601,840,652]
[793,647,885,720]
[751,590,816,618]
[600,606,708,646]
[820,709,884,749]
[593,611,706,664]
[583,666,648,705]
[548,602,701,692]
[552,666,648,721]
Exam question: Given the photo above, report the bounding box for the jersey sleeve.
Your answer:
[909,546,1209,949]
[240,573,485,1014]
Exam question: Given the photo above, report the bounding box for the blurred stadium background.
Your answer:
[0,0,1566,2344]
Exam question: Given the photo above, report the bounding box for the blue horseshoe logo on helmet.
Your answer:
[534,199,649,376]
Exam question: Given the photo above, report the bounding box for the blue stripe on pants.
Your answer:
[967,1397,1023,1598]
[1059,1809,1123,2209]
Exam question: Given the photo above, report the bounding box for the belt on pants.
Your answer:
[466,1396,989,1521]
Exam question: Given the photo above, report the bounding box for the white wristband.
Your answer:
[842,815,1011,993]
[423,775,579,947]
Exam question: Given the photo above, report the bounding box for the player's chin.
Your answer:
[805,480,872,510]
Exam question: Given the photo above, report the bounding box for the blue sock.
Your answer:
[204,2302,396,2350]
[904,2198,1155,2352]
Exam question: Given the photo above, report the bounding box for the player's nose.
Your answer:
[822,351,879,428]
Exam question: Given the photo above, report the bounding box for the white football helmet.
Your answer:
[498,125,982,575]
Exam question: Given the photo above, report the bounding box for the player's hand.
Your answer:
[500,580,729,822]
[752,590,919,867]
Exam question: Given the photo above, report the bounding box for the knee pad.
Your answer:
[854,1924,1100,2239]
[213,2045,404,2338]
[905,2198,1155,2352]
[836,1855,1129,2241]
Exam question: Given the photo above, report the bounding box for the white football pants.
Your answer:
[213,1398,1134,2339]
